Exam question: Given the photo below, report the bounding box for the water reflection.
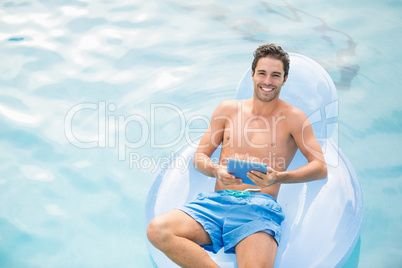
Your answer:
[263,1,360,90]
[179,0,360,90]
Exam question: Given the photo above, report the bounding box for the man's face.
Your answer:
[252,57,288,103]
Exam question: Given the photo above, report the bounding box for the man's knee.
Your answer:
[147,216,172,248]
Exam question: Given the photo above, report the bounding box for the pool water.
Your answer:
[0,0,401,267]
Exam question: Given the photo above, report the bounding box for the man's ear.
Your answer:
[283,75,288,84]
[251,70,255,77]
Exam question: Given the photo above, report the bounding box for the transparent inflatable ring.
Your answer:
[145,53,364,268]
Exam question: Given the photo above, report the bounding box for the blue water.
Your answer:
[0,0,401,267]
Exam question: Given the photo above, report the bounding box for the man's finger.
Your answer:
[248,171,263,180]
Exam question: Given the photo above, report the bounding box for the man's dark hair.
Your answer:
[252,44,290,78]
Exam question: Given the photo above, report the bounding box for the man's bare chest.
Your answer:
[222,114,291,149]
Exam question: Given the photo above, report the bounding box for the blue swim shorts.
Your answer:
[179,190,285,254]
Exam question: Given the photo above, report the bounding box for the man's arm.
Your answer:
[193,101,242,184]
[248,108,327,187]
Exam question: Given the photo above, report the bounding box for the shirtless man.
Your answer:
[147,44,327,267]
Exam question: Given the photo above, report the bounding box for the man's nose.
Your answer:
[263,75,271,84]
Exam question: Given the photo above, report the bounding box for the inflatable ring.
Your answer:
[145,53,364,267]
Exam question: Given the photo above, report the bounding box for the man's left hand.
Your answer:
[247,167,278,188]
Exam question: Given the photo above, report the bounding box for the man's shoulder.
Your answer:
[279,100,308,120]
[215,99,246,113]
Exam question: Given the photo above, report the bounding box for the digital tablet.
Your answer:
[226,158,268,185]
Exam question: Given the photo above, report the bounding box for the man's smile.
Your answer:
[260,86,275,93]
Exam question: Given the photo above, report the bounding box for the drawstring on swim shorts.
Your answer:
[219,189,261,197]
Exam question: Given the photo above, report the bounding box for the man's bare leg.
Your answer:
[235,232,278,268]
[147,209,219,267]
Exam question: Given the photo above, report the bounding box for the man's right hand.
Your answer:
[216,166,243,185]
